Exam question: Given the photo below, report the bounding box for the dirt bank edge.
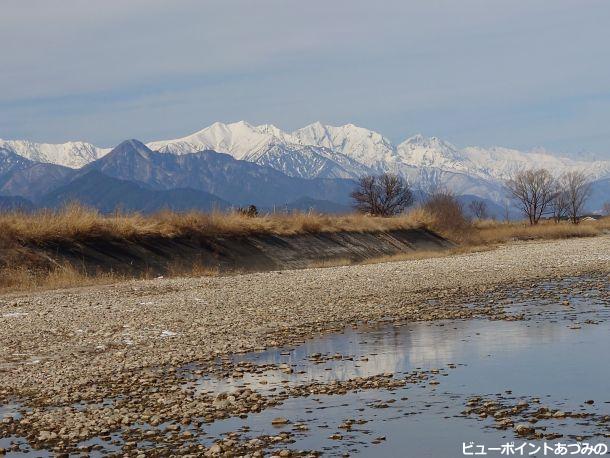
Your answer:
[1,228,452,275]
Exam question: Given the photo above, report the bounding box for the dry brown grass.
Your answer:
[0,204,425,248]
[0,260,223,294]
[0,264,129,293]
[308,258,355,269]
[460,217,610,245]
[1,204,607,293]
[0,205,422,293]
[165,261,220,279]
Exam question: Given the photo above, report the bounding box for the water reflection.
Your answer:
[195,280,610,456]
[196,304,607,396]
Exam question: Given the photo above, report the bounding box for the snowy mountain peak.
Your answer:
[405,133,424,142]
[396,135,471,173]
[254,123,293,141]
[292,122,396,168]
[147,121,301,159]
[400,134,458,150]
[0,138,109,168]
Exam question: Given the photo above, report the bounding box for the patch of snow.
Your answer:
[2,312,28,318]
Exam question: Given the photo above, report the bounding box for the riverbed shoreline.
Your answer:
[1,236,609,455]
[2,236,608,395]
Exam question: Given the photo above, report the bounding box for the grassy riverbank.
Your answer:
[0,205,608,292]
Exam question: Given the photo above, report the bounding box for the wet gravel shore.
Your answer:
[0,236,609,455]
[1,236,609,393]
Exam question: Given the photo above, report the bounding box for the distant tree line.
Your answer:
[350,168,596,226]
[505,169,593,225]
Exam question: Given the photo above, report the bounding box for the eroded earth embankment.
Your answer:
[1,228,451,275]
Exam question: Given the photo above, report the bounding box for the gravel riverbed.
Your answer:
[0,236,609,455]
[1,236,609,393]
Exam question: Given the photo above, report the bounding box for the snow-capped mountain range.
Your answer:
[150,121,610,205]
[2,121,609,208]
[0,139,109,169]
[148,121,373,180]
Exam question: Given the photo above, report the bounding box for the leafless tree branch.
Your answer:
[351,173,414,216]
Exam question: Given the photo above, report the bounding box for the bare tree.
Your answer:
[559,171,592,224]
[468,199,488,220]
[603,201,610,216]
[505,168,556,225]
[351,173,414,216]
[549,183,570,223]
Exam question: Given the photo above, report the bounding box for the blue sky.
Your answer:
[1,0,609,157]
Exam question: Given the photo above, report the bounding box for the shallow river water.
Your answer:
[193,278,610,457]
[1,276,609,456]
